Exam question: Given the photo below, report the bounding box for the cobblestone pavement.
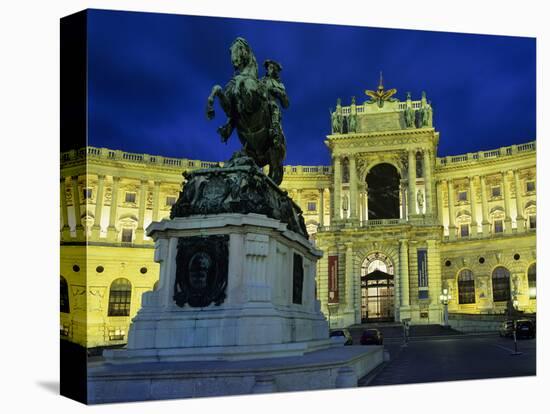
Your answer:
[363,335,536,386]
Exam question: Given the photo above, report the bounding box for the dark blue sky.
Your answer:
[88,9,536,165]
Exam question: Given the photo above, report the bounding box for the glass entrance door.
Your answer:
[361,270,394,322]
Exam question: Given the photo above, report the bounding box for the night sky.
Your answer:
[88,9,536,166]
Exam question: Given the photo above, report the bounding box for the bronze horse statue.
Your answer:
[206,37,288,185]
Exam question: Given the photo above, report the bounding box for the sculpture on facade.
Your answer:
[330,107,342,134]
[348,112,357,133]
[365,72,397,108]
[404,103,415,129]
[417,189,424,210]
[206,37,288,185]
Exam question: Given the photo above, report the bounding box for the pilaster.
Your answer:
[92,174,105,239]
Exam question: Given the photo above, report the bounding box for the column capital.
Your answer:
[344,242,354,250]
[399,239,409,246]
[71,175,79,181]
[97,174,106,180]
[112,175,121,183]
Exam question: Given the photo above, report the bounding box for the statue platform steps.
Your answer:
[88,344,383,403]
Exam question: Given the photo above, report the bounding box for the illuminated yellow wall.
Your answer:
[60,95,536,346]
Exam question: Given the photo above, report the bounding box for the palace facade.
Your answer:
[60,85,536,347]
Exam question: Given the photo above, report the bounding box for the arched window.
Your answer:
[492,266,510,302]
[366,163,401,219]
[60,276,70,313]
[108,278,132,316]
[528,263,536,299]
[457,269,475,304]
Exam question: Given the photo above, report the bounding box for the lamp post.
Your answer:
[439,288,451,327]
[511,293,522,356]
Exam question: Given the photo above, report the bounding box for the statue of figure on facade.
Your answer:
[351,96,356,105]
[417,189,424,210]
[404,106,415,128]
[348,112,357,133]
[421,106,430,127]
[342,194,349,212]
[342,115,348,134]
[206,37,288,184]
[330,107,342,134]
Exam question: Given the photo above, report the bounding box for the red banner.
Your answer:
[328,255,339,303]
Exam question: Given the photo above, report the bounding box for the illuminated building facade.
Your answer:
[60,84,536,347]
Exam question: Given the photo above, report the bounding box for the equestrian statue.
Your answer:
[206,37,289,185]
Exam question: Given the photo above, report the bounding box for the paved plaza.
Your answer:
[361,334,536,386]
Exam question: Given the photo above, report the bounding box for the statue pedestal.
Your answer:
[104,213,330,363]
[88,160,382,403]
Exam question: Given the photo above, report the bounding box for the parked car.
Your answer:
[499,319,536,339]
[329,329,353,345]
[360,329,383,345]
[515,319,536,339]
[499,320,514,337]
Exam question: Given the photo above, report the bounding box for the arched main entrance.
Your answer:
[361,252,395,322]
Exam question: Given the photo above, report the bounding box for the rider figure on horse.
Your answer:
[261,59,289,152]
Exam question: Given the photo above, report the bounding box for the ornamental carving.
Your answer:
[174,235,229,308]
[170,152,308,237]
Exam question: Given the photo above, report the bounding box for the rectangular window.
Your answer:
[457,191,468,202]
[108,328,126,341]
[526,181,535,192]
[83,188,92,199]
[494,219,503,233]
[166,196,176,206]
[460,224,469,237]
[529,215,536,229]
[125,192,136,203]
[491,186,501,198]
[121,228,133,243]
[307,202,316,211]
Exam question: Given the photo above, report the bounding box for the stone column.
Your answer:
[333,156,342,221]
[468,176,478,235]
[400,180,407,219]
[502,171,512,234]
[295,189,303,211]
[480,175,490,236]
[447,179,456,240]
[349,156,358,221]
[364,188,369,221]
[427,239,441,308]
[71,175,84,240]
[345,243,354,312]
[92,174,105,239]
[423,150,433,216]
[136,179,148,243]
[399,239,410,312]
[60,177,71,240]
[328,187,334,225]
[514,170,525,232]
[437,180,445,226]
[408,150,417,217]
[152,181,161,222]
[318,188,325,227]
[107,176,120,241]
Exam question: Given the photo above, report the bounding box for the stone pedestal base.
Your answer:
[88,345,383,403]
[104,213,330,363]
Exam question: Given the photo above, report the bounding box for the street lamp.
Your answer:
[439,288,451,327]
[511,292,522,356]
